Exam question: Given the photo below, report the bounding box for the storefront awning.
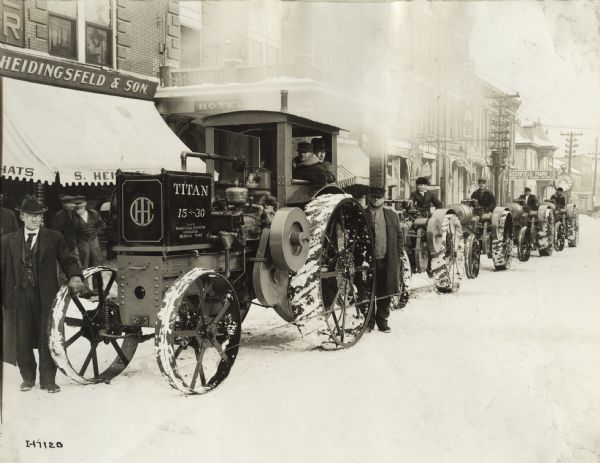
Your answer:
[337,138,370,187]
[2,77,196,185]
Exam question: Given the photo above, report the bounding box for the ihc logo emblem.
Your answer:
[130,197,154,226]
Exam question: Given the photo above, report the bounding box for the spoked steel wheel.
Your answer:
[289,194,375,348]
[491,209,513,270]
[429,211,464,293]
[156,268,241,394]
[517,226,531,262]
[554,221,565,251]
[49,266,140,384]
[464,234,481,279]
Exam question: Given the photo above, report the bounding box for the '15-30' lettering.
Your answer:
[177,208,206,219]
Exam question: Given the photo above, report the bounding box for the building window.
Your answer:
[85,25,111,65]
[85,0,112,65]
[47,0,114,66]
[48,14,77,59]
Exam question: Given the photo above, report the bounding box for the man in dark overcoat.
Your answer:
[409,177,443,211]
[51,194,78,257]
[470,178,496,212]
[0,193,19,238]
[550,187,566,208]
[364,186,404,332]
[2,195,84,393]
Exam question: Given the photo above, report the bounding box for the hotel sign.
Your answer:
[0,48,158,99]
[0,0,24,47]
[505,169,558,180]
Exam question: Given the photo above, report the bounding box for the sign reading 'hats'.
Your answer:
[0,48,158,100]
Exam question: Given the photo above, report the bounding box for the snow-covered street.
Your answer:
[2,216,600,463]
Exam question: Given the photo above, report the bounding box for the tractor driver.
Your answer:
[470,178,496,212]
[409,177,443,212]
[519,186,539,210]
[292,141,328,186]
[550,187,566,208]
[311,138,336,184]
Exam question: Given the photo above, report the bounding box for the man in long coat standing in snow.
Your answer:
[365,186,404,332]
[2,195,84,393]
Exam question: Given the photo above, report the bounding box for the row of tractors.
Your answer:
[46,110,580,395]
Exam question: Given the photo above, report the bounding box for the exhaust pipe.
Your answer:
[280,89,288,112]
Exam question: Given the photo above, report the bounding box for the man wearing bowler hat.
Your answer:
[364,186,403,332]
[311,138,336,184]
[292,141,328,185]
[2,195,84,393]
[470,178,496,212]
[409,177,443,211]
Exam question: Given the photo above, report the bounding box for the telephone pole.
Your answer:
[561,131,583,174]
[592,137,598,210]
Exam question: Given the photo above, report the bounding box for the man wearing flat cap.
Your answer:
[364,186,403,333]
[51,193,78,259]
[292,141,328,185]
[518,186,539,210]
[470,178,496,212]
[73,194,105,269]
[2,195,84,393]
[409,176,443,211]
[311,138,336,184]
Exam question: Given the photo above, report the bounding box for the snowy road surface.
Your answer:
[1,216,599,463]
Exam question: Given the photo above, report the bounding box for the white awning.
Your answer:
[2,77,199,185]
[337,138,370,187]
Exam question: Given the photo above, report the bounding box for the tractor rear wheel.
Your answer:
[48,266,140,384]
[429,211,464,293]
[289,194,375,348]
[391,250,411,310]
[155,269,241,394]
[492,209,513,270]
[538,207,554,256]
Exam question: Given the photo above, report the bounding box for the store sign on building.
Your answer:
[0,49,158,99]
[194,100,243,113]
[505,169,558,180]
[0,0,24,47]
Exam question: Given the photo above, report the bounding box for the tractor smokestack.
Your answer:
[280,90,288,112]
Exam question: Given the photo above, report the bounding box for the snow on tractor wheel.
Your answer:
[566,204,579,247]
[391,250,411,310]
[491,208,513,270]
[49,266,141,384]
[464,233,481,279]
[155,268,242,395]
[428,210,464,293]
[537,205,554,256]
[288,193,375,348]
[517,226,531,262]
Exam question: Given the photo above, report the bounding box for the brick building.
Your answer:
[1,0,186,220]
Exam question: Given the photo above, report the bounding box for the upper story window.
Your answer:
[85,1,112,65]
[47,1,77,60]
[47,0,113,67]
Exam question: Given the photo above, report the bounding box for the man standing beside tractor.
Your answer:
[1,195,84,393]
[365,186,404,333]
